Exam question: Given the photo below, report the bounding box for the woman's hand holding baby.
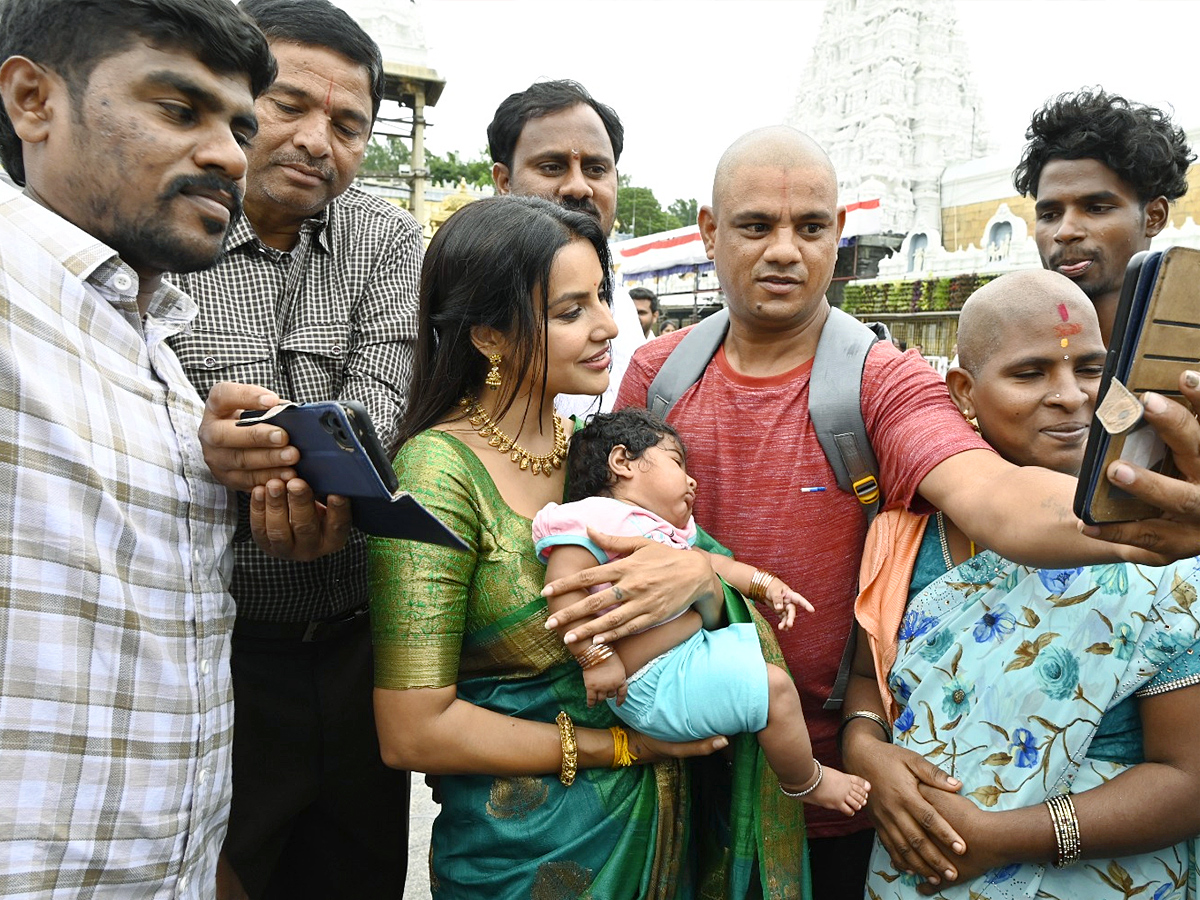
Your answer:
[543,528,721,645]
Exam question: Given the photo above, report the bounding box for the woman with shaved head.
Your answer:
[847,270,1200,899]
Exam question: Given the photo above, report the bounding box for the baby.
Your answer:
[534,408,868,814]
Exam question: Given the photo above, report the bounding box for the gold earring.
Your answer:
[485,353,503,390]
[961,408,980,434]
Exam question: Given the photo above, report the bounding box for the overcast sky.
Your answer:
[411,0,1200,206]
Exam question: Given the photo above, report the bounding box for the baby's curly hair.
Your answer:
[566,408,684,503]
[1013,88,1194,203]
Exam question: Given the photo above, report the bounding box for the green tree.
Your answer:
[359,135,409,176]
[427,149,493,188]
[667,197,699,228]
[616,185,680,237]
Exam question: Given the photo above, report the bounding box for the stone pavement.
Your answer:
[403,773,437,899]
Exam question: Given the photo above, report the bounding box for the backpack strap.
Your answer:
[645,305,883,710]
[646,307,730,419]
[809,307,885,710]
[809,307,883,525]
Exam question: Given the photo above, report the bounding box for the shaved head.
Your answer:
[711,126,836,213]
[957,269,1098,376]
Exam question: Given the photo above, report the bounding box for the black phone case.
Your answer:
[1074,247,1200,524]
[238,401,466,549]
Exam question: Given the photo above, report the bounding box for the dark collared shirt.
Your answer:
[169,184,422,622]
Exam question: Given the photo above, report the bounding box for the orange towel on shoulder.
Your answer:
[854,508,929,724]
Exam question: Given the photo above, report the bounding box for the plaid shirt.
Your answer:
[0,183,236,897]
[168,185,421,622]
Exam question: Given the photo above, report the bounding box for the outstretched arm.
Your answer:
[923,374,1200,567]
[543,528,723,645]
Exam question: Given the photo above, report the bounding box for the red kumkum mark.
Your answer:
[324,79,334,115]
[1054,322,1084,338]
[1058,303,1070,322]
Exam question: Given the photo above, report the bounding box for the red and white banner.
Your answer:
[842,198,881,238]
[611,225,707,275]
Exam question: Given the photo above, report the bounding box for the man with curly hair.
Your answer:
[1013,89,1194,344]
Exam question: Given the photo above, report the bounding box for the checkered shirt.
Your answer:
[0,182,237,898]
[168,185,421,622]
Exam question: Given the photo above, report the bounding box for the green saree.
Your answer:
[370,429,807,899]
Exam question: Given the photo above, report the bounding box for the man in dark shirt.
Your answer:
[168,1,420,897]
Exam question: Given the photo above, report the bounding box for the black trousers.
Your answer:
[224,616,410,899]
[807,828,875,900]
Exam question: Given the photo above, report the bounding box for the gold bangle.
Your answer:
[1046,792,1080,867]
[577,642,614,670]
[556,711,577,786]
[610,725,638,768]
[747,568,777,603]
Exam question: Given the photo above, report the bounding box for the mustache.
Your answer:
[273,152,335,182]
[558,195,602,222]
[161,173,243,218]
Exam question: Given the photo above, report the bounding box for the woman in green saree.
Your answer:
[843,270,1200,899]
[368,195,746,899]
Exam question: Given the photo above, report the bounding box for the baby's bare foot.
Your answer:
[782,765,870,816]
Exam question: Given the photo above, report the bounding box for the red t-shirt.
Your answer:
[616,327,990,837]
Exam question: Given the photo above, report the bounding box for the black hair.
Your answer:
[0,0,275,185]
[487,79,624,170]
[628,286,658,314]
[1013,88,1194,203]
[240,0,385,122]
[399,195,614,445]
[565,407,682,503]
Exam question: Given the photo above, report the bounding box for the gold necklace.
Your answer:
[459,396,567,477]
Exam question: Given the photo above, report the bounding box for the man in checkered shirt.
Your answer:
[0,0,276,896]
[167,1,420,896]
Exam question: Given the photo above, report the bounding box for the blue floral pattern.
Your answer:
[866,552,1200,900]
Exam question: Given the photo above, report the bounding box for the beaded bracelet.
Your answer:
[780,760,823,798]
[556,710,577,787]
[1045,792,1080,867]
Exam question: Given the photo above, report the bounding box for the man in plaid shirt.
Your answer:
[167,1,420,897]
[0,0,275,896]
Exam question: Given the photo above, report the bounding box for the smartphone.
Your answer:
[238,400,398,496]
[1074,247,1200,524]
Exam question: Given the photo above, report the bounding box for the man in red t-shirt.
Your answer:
[545,126,1200,899]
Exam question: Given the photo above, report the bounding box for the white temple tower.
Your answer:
[787,0,988,239]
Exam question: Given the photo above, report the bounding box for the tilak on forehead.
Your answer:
[1053,301,1083,352]
[324,79,334,115]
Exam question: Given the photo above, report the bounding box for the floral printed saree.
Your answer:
[866,545,1200,900]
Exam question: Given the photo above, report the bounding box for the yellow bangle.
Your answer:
[556,711,577,786]
[747,568,777,603]
[610,725,638,768]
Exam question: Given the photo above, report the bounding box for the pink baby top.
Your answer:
[533,495,698,565]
